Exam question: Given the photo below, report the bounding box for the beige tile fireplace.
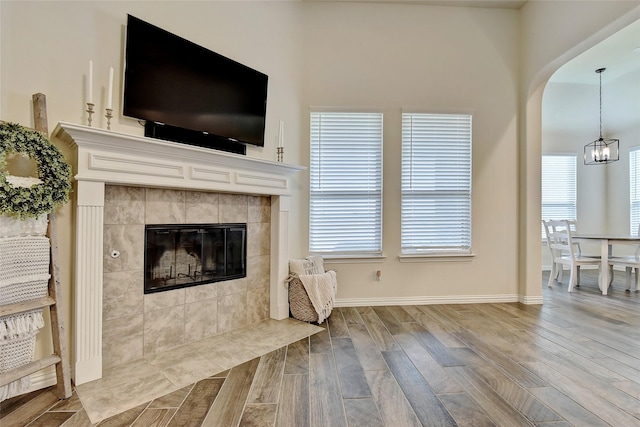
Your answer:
[101,187,271,371]
[53,122,304,386]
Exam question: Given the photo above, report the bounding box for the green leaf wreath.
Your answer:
[0,122,71,219]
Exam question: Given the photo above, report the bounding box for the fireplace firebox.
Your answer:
[144,223,246,294]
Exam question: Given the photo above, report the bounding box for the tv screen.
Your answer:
[123,15,268,148]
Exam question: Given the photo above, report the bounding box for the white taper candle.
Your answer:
[88,60,93,104]
[107,67,114,109]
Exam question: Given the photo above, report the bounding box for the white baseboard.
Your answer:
[519,295,544,305]
[543,265,602,271]
[542,265,631,272]
[334,294,520,307]
[21,367,57,395]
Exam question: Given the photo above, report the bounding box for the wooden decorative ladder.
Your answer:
[0,94,72,400]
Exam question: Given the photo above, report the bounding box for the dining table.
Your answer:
[572,233,640,295]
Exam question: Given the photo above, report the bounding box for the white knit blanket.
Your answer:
[298,271,337,324]
[0,213,48,237]
[0,310,44,343]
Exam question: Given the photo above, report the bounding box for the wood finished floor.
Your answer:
[2,269,640,427]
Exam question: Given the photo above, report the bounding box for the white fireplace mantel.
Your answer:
[52,122,304,385]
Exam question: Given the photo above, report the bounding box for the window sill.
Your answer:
[320,254,386,264]
[398,253,476,263]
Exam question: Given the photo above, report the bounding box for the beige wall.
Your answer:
[606,70,640,236]
[299,2,520,300]
[1,0,638,389]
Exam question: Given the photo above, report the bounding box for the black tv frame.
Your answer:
[123,15,267,155]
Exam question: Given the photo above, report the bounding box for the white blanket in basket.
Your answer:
[298,271,337,324]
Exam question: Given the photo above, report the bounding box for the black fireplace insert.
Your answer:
[144,223,246,294]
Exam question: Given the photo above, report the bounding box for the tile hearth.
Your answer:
[75,318,323,424]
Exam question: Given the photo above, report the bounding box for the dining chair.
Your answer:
[542,219,562,287]
[608,223,640,292]
[543,220,564,285]
[544,219,601,292]
[542,219,580,285]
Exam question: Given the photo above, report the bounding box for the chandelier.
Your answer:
[584,67,619,165]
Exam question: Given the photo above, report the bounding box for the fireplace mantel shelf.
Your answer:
[53,122,305,196]
[53,121,303,386]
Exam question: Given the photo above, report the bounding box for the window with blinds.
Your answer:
[541,154,576,238]
[401,113,472,254]
[630,148,640,235]
[309,111,383,255]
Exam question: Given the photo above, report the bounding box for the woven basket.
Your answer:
[0,331,37,372]
[0,236,50,282]
[0,274,50,306]
[287,275,319,323]
[0,331,37,401]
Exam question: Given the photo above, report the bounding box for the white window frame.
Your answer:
[541,154,577,239]
[309,109,383,258]
[630,147,640,235]
[400,112,473,259]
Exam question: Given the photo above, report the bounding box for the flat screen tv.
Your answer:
[123,15,268,153]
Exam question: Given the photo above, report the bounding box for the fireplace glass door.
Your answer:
[144,223,246,294]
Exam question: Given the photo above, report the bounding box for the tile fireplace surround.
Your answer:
[53,122,305,386]
[101,186,269,372]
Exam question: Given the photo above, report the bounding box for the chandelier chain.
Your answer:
[599,69,603,138]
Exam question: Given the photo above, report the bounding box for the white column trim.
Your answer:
[270,196,291,320]
[73,181,105,385]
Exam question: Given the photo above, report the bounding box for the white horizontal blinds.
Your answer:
[309,111,383,255]
[630,148,640,235]
[401,113,472,254]
[541,154,576,238]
